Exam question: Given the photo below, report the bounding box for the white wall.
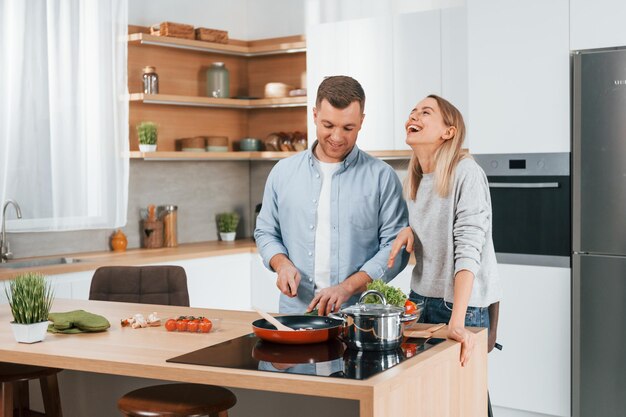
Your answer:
[128,0,305,40]
[570,0,626,50]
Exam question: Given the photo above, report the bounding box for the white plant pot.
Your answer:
[139,144,157,152]
[220,232,236,241]
[10,321,49,344]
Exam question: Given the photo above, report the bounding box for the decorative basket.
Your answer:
[150,22,195,40]
[195,28,229,44]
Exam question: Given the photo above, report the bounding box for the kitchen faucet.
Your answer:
[1,200,22,263]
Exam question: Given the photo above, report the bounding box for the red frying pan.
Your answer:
[251,315,343,344]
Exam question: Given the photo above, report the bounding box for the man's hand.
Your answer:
[307,283,352,316]
[270,254,301,297]
[306,272,372,315]
[447,325,476,367]
[387,226,414,269]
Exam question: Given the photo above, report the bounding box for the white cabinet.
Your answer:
[392,10,442,150]
[489,264,570,417]
[250,254,281,313]
[466,0,569,154]
[307,16,395,151]
[570,0,626,50]
[389,263,412,296]
[149,254,252,311]
[47,270,95,301]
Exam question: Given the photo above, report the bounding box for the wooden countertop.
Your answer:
[0,240,416,280]
[0,299,486,417]
[0,240,257,279]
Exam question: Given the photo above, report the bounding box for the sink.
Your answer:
[0,257,85,269]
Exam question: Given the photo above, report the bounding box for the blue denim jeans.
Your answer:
[409,291,490,329]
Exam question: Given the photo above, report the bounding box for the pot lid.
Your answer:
[340,302,404,317]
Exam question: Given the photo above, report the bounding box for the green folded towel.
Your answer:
[48,310,110,334]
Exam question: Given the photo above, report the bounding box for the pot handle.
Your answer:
[358,289,387,305]
[400,312,420,322]
[327,312,346,323]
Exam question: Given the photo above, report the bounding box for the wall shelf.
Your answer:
[128,150,412,161]
[129,93,306,109]
[128,33,306,57]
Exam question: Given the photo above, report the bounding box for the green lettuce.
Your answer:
[362,280,407,307]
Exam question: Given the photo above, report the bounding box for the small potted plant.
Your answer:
[217,211,240,241]
[4,272,55,343]
[137,121,158,152]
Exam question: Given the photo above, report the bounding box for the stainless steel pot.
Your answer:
[329,290,418,351]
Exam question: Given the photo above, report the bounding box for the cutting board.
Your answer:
[403,323,446,338]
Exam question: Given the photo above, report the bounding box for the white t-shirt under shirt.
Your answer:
[314,160,340,292]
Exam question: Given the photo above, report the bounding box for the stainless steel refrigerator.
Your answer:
[573,47,626,417]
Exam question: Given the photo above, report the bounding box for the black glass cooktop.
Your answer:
[167,334,445,380]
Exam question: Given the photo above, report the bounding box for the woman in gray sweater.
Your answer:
[388,95,502,367]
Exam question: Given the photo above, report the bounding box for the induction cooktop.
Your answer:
[167,334,445,380]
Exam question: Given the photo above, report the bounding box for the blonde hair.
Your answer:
[405,95,469,200]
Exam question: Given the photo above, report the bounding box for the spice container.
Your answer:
[206,62,229,98]
[160,205,178,247]
[142,66,159,94]
[142,205,163,249]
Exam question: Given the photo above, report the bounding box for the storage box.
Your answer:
[150,22,195,40]
[195,27,229,44]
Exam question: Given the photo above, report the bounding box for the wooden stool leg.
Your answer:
[39,374,63,417]
[15,380,29,417]
[1,381,14,417]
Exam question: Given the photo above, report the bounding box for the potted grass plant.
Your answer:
[4,272,55,343]
[137,121,158,152]
[217,212,240,241]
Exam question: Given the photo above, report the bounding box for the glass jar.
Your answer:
[142,66,159,94]
[159,205,178,247]
[206,62,229,98]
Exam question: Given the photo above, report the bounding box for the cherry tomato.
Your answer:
[187,320,199,333]
[164,319,177,332]
[404,300,418,316]
[199,320,212,333]
[176,319,187,332]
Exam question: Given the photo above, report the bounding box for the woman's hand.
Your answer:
[387,227,414,269]
[447,325,476,367]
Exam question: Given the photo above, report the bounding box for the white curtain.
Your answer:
[0,0,129,231]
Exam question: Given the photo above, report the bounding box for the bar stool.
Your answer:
[0,362,63,417]
[118,383,236,417]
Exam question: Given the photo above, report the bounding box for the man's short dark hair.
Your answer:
[315,76,365,113]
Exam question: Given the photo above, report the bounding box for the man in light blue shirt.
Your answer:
[254,76,409,315]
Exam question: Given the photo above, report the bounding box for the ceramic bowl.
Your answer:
[239,138,262,151]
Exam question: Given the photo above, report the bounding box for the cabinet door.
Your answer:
[250,254,281,313]
[46,270,95,300]
[307,17,394,151]
[467,0,569,154]
[149,254,251,311]
[489,264,570,417]
[441,5,468,119]
[392,10,442,150]
[570,0,626,50]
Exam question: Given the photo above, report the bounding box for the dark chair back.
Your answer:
[89,266,190,306]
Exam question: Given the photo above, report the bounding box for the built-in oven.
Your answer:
[473,153,571,267]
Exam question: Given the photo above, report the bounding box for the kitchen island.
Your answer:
[0,299,486,417]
